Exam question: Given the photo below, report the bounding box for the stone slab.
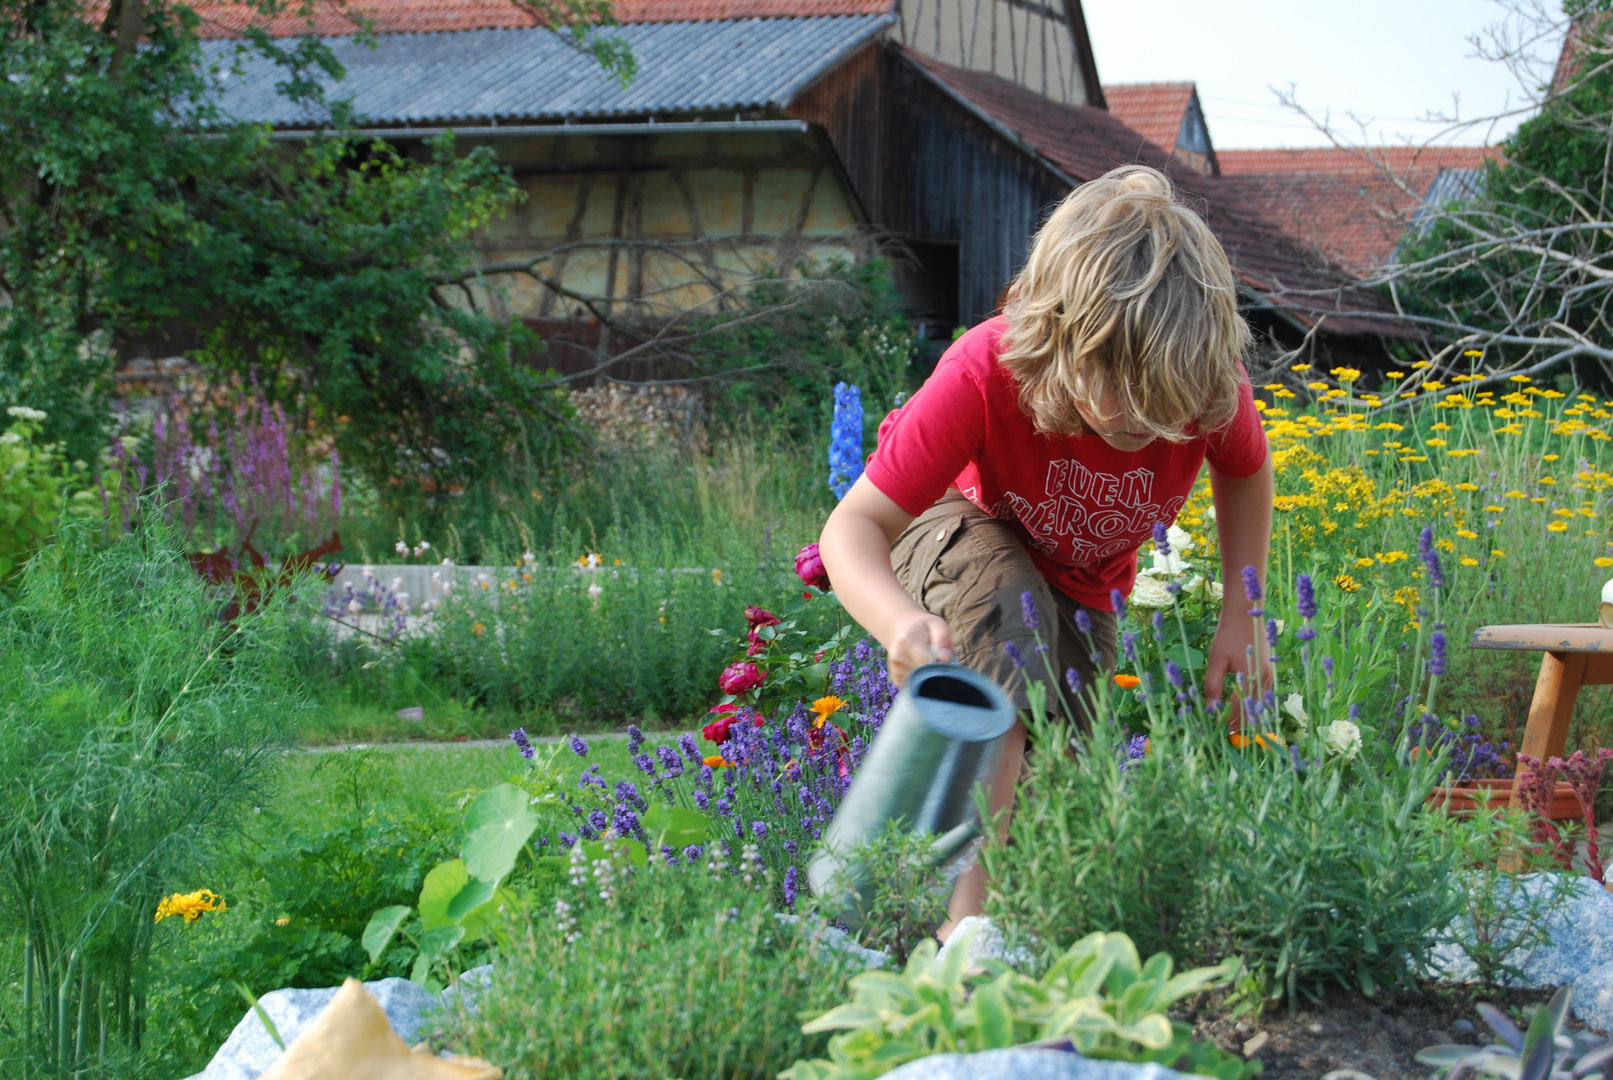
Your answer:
[883,1049,1186,1080]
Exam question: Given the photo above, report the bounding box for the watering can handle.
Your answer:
[929,820,980,865]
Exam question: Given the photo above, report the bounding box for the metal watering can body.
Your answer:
[807,663,1016,926]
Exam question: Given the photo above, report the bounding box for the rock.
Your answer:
[1572,959,1613,1031]
[774,913,888,969]
[935,916,1033,969]
[882,1049,1187,1080]
[438,964,496,1018]
[1306,1021,1325,1034]
[1241,1031,1270,1059]
[187,977,441,1080]
[1451,1018,1476,1033]
[1428,873,1613,994]
[1321,1070,1379,1080]
[396,706,425,722]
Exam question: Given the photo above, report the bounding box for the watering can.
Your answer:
[807,662,1016,928]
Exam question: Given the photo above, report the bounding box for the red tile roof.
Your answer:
[185,0,893,38]
[1217,146,1495,175]
[1101,81,1193,156]
[905,51,1404,335]
[1214,146,1500,274]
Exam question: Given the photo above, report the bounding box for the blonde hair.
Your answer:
[999,165,1251,441]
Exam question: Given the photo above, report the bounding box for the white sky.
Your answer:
[1084,0,1554,150]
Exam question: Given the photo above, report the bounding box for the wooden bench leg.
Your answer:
[1508,650,1587,808]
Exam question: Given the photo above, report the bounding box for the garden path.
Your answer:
[300,731,634,754]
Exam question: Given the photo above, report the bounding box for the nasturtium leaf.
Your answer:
[361,905,411,964]
[641,803,710,849]
[579,840,648,868]
[445,877,497,922]
[462,783,539,883]
[418,924,466,964]
[419,859,470,930]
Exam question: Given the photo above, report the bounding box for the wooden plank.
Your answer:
[1512,651,1587,801]
[1585,653,1613,686]
[1470,624,1613,653]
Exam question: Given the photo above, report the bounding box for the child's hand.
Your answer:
[1203,614,1275,723]
[887,611,955,687]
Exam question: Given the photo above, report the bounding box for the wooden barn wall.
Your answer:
[792,44,1071,325]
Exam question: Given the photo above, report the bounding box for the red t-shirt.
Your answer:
[865,316,1268,611]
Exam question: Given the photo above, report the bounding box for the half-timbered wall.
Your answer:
[894,0,1095,105]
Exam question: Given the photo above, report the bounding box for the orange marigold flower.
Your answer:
[810,695,846,729]
[702,755,732,768]
[1113,673,1141,690]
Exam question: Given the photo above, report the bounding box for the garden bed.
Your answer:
[1189,987,1585,1079]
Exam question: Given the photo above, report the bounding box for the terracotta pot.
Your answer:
[1428,778,1583,821]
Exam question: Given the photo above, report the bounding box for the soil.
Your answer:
[1184,986,1597,1079]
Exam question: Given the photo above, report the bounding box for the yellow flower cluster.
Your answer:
[155,889,226,924]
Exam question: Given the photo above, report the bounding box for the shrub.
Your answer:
[440,839,858,1079]
[0,406,104,586]
[0,515,311,1077]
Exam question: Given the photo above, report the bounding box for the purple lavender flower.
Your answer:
[783,865,799,907]
[569,734,589,758]
[1065,668,1083,695]
[1004,641,1024,668]
[1151,610,1165,636]
[1323,656,1335,679]
[695,790,709,811]
[661,844,679,866]
[612,805,644,840]
[628,724,645,753]
[1241,566,1263,615]
[783,839,798,855]
[1429,631,1448,676]
[1111,589,1127,619]
[1296,572,1317,619]
[1121,632,1138,663]
[1349,703,1361,720]
[559,832,577,849]
[586,809,608,834]
[752,820,768,838]
[509,727,535,760]
[1165,661,1184,687]
[684,844,703,861]
[1266,618,1280,650]
[679,732,702,764]
[633,753,656,777]
[1153,521,1171,555]
[1418,525,1446,589]
[1076,609,1093,635]
[614,780,647,812]
[1020,590,1040,630]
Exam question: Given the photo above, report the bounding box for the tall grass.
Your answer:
[0,518,312,1078]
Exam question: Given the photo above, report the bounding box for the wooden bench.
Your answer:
[1470,622,1613,803]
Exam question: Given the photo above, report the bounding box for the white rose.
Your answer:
[1184,575,1224,603]
[1322,719,1362,761]
[1149,525,1197,575]
[1283,692,1309,724]
[1128,572,1174,608]
[1602,576,1613,606]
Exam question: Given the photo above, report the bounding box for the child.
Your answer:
[817,165,1274,937]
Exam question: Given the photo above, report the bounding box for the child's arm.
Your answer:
[819,475,956,686]
[1204,451,1276,708]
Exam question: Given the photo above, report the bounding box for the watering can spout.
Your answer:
[929,820,981,866]
[807,663,1015,928]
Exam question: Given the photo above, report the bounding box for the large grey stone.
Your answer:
[935,916,1033,969]
[883,1049,1187,1080]
[186,976,440,1080]
[437,964,496,1019]
[1428,873,1613,990]
[1572,961,1613,1032]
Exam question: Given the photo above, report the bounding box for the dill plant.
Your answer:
[0,517,311,1077]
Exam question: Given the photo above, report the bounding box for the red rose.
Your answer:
[745,606,781,629]
[703,715,736,743]
[795,543,831,591]
[718,661,766,696]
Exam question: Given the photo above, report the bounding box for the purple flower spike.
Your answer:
[568,734,589,757]
[1076,609,1093,635]
[1418,525,1446,589]
[751,820,768,838]
[1323,656,1335,679]
[1111,589,1128,620]
[627,724,645,753]
[1296,573,1317,619]
[1266,618,1280,650]
[509,727,535,760]
[783,865,799,907]
[1430,631,1448,676]
[1153,521,1171,555]
[1004,641,1024,668]
[1241,566,1263,603]
[1020,590,1040,630]
[1065,667,1083,695]
[1165,661,1184,687]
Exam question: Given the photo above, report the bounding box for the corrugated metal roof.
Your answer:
[205,15,893,125]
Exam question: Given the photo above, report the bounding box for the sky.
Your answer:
[1084,0,1558,150]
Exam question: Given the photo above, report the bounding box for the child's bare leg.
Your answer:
[937,717,1026,941]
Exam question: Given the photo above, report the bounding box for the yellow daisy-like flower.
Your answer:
[1461,557,1479,566]
[1425,438,1447,447]
[1456,529,1478,539]
[1293,363,1312,372]
[1492,549,1507,558]
[155,889,226,925]
[1509,375,1533,383]
[1355,557,1375,568]
[1505,490,1526,498]
[1457,482,1480,491]
[472,622,486,636]
[1544,454,1560,462]
[1597,557,1613,568]
[810,695,846,729]
[1548,521,1569,532]
[1464,349,1483,357]
[1484,505,1505,513]
[1334,574,1362,592]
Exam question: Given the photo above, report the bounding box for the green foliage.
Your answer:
[818,821,951,966]
[0,515,311,1076]
[0,407,105,585]
[1418,986,1611,1080]
[783,930,1253,1080]
[440,843,857,1079]
[1429,794,1580,991]
[983,585,1464,1009]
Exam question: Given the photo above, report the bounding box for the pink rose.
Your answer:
[795,543,831,591]
[718,661,766,696]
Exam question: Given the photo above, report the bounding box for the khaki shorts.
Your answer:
[891,490,1119,723]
